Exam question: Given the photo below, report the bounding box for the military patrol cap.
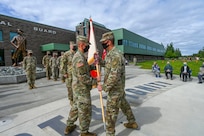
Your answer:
[100,31,114,42]
[27,50,33,54]
[53,52,58,55]
[70,41,77,46]
[77,35,90,45]
[61,51,64,55]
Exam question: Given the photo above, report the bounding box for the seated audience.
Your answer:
[180,62,191,81]
[164,61,173,80]
[152,62,160,77]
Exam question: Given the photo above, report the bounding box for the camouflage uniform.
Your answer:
[65,36,95,135]
[49,53,59,81]
[57,52,65,82]
[100,32,136,136]
[61,49,75,104]
[42,52,52,80]
[23,50,37,89]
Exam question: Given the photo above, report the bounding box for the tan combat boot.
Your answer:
[29,84,33,90]
[32,84,37,89]
[64,125,76,135]
[124,122,140,130]
[80,132,97,136]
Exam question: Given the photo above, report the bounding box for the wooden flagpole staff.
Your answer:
[94,53,106,131]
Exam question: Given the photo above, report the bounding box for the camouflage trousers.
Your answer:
[51,67,58,80]
[106,90,135,136]
[59,70,65,81]
[26,70,36,86]
[66,88,92,133]
[65,77,73,102]
[45,67,52,79]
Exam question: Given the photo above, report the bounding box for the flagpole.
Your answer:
[96,62,106,131]
[89,18,106,131]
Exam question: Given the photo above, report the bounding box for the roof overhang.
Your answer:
[41,43,69,51]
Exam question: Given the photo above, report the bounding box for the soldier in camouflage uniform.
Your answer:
[23,50,37,89]
[61,41,77,105]
[42,51,52,80]
[97,32,139,136]
[64,35,97,136]
[49,52,59,81]
[57,51,65,82]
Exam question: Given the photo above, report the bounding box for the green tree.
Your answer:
[198,47,204,58]
[165,42,181,58]
[175,48,182,57]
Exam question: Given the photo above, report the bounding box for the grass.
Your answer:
[136,59,203,77]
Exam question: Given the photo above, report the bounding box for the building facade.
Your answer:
[0,14,75,66]
[0,15,165,66]
[112,28,165,62]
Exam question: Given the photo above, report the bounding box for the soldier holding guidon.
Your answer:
[64,35,97,136]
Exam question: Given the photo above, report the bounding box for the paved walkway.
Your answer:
[0,66,204,136]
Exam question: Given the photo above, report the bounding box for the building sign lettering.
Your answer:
[0,21,12,26]
[33,27,56,34]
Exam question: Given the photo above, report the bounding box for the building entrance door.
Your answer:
[0,49,5,66]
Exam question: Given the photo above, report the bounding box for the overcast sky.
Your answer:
[0,0,204,55]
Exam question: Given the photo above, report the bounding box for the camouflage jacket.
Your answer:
[72,50,93,91]
[49,57,58,68]
[57,56,62,68]
[103,47,125,92]
[61,50,75,76]
[42,55,51,67]
[23,56,37,71]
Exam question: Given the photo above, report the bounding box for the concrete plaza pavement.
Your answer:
[0,65,204,136]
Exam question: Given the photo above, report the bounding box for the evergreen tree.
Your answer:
[198,47,204,58]
[164,42,181,58]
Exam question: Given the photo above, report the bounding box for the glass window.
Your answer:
[0,30,3,41]
[118,39,123,45]
[10,32,18,41]
[147,46,152,50]
[139,44,146,49]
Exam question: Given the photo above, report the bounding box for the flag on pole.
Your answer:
[88,18,97,65]
[88,17,106,130]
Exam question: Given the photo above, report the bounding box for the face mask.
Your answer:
[73,46,77,51]
[83,45,90,53]
[102,43,108,49]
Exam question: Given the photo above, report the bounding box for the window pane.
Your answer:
[118,39,122,45]
[0,31,3,41]
[10,32,17,41]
